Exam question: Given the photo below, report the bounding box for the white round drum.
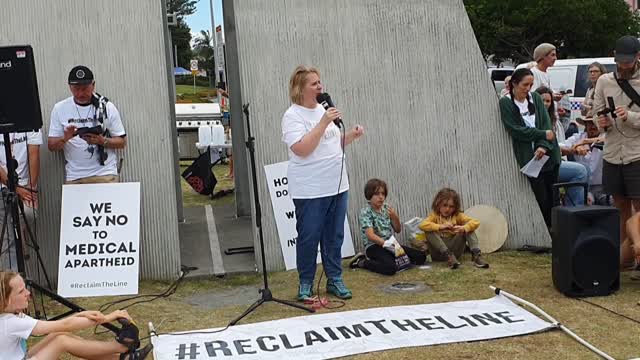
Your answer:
[464,205,508,253]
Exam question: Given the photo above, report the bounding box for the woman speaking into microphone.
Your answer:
[281,65,364,301]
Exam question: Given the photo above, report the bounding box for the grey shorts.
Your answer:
[602,160,640,199]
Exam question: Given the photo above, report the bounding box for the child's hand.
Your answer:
[388,206,398,219]
[439,223,453,230]
[453,225,466,234]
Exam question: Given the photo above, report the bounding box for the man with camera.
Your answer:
[593,35,640,270]
[48,66,126,184]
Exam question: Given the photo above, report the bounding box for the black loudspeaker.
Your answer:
[0,45,43,132]
[552,205,620,297]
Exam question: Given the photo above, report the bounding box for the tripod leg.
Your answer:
[18,202,52,289]
[228,298,265,326]
[0,201,9,267]
[271,297,315,313]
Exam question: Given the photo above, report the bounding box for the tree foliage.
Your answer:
[464,0,640,65]
[167,0,198,68]
[193,30,216,81]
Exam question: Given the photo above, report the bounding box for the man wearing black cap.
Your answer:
[48,65,126,184]
[593,35,640,270]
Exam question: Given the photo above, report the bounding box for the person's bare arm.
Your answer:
[31,310,130,336]
[48,126,76,151]
[365,228,386,246]
[27,144,39,188]
[290,108,340,157]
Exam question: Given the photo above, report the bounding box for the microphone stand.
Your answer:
[229,103,314,326]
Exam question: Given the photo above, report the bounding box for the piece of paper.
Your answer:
[520,155,549,178]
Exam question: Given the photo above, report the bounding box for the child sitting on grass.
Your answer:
[349,178,426,275]
[418,188,488,269]
[0,271,153,360]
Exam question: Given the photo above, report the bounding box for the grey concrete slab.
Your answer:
[179,204,256,277]
[211,204,256,274]
[179,207,215,277]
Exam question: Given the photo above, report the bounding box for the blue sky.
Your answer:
[185,0,223,43]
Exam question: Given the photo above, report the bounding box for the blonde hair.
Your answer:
[289,65,320,105]
[1,271,19,311]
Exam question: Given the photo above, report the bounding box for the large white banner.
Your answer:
[151,295,554,360]
[57,183,141,297]
[264,161,355,270]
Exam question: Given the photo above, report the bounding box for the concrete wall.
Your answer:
[227,0,550,271]
[0,0,181,280]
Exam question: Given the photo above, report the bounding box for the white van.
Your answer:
[547,58,616,118]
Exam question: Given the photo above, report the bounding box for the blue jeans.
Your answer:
[293,191,348,284]
[558,161,590,206]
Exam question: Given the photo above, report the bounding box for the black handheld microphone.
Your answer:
[316,92,343,128]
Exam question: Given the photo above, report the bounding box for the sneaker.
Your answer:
[472,251,489,269]
[297,282,314,301]
[120,344,153,360]
[447,253,460,269]
[326,278,352,299]
[348,252,366,269]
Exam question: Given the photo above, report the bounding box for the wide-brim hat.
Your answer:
[464,205,508,253]
[576,117,595,126]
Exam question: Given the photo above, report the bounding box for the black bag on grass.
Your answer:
[182,149,217,195]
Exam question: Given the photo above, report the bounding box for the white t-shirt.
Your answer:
[0,131,43,187]
[48,96,126,181]
[511,94,537,150]
[281,104,349,199]
[513,96,536,128]
[0,313,38,360]
[531,66,550,90]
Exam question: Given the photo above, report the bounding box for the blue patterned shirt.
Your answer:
[359,204,394,247]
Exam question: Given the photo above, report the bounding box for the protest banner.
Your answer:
[151,295,553,360]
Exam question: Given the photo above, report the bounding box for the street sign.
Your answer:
[190,59,198,71]
[216,44,224,72]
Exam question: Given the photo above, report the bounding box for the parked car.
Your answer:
[488,67,514,94]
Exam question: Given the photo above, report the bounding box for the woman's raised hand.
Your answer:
[321,108,342,125]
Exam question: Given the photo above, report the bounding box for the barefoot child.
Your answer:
[0,271,153,360]
[419,188,489,269]
[350,179,426,275]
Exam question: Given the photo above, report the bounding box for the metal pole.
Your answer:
[209,0,218,86]
[489,286,615,360]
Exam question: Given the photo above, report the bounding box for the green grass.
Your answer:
[175,85,218,103]
[175,84,217,95]
[49,251,640,359]
[179,162,235,207]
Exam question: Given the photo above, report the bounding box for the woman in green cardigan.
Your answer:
[499,68,562,228]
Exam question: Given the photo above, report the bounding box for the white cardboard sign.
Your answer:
[57,183,141,297]
[264,161,355,270]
